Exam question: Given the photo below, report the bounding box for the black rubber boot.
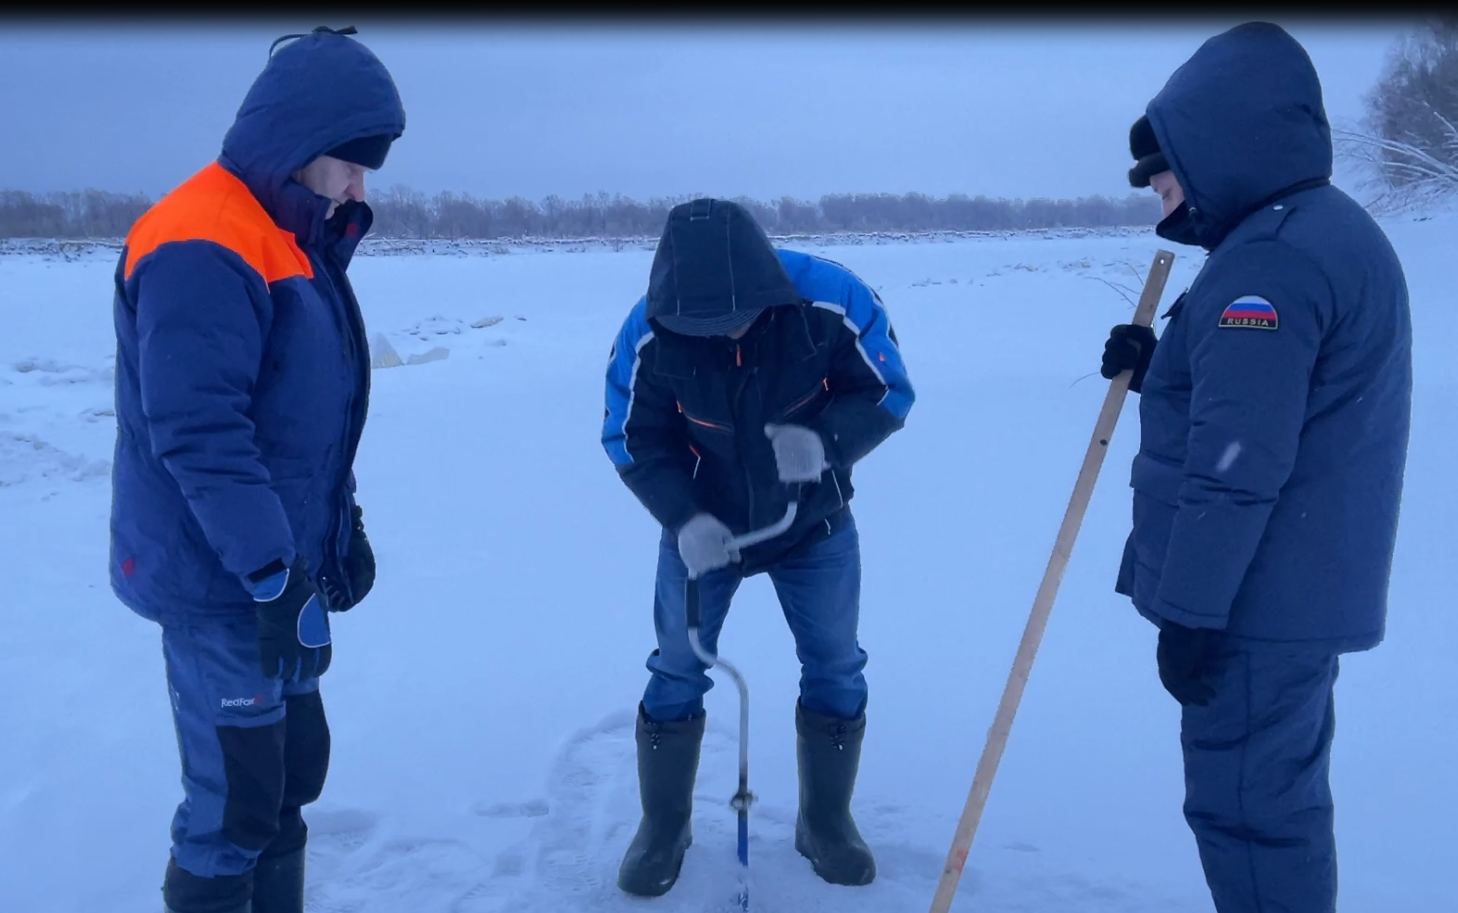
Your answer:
[617,704,705,897]
[162,856,252,913]
[250,846,304,913]
[794,701,876,886]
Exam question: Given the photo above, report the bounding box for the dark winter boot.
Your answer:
[794,701,876,886]
[162,856,252,913]
[617,704,705,897]
[250,846,305,913]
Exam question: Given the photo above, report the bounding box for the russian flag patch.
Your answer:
[1218,295,1279,330]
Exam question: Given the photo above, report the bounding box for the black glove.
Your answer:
[247,559,332,681]
[1155,621,1218,707]
[341,504,375,608]
[1100,324,1157,393]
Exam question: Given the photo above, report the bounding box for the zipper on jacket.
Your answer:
[687,415,733,433]
[731,340,757,531]
[678,401,732,434]
[779,378,828,420]
[313,246,370,605]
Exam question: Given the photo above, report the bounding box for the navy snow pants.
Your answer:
[161,620,330,880]
[1181,644,1340,913]
[643,506,869,723]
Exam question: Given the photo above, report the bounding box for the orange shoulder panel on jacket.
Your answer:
[124,161,314,284]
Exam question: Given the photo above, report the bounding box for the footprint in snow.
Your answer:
[470,798,550,819]
[302,806,506,913]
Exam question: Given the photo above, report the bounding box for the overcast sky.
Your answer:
[0,16,1416,204]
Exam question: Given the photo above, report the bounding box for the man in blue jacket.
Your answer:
[602,198,913,896]
[1100,22,1411,913]
[109,26,404,913]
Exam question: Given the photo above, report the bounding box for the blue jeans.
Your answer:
[643,507,869,723]
[1182,645,1340,913]
[161,620,329,878]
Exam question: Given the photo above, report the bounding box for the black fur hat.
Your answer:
[1127,114,1170,188]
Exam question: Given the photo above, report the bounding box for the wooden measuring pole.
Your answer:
[927,247,1176,913]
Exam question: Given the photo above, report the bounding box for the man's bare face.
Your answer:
[294,155,368,219]
[1150,170,1185,219]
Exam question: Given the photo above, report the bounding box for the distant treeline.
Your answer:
[370,188,1162,238]
[0,190,154,240]
[0,186,1162,240]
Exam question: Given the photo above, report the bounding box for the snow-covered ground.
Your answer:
[1,215,1453,913]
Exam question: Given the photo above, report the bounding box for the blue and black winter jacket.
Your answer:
[603,210,914,569]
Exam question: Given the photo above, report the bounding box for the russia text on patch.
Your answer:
[1218,295,1279,330]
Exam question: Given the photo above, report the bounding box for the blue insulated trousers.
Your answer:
[1181,645,1341,913]
[161,620,330,880]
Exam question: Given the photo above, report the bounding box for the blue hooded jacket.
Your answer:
[602,200,913,571]
[1116,22,1413,653]
[109,29,405,622]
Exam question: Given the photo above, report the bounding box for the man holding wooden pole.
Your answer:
[1099,21,1413,913]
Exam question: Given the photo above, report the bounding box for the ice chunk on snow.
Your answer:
[370,332,404,369]
[406,347,450,366]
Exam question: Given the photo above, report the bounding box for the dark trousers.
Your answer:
[1181,645,1340,913]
